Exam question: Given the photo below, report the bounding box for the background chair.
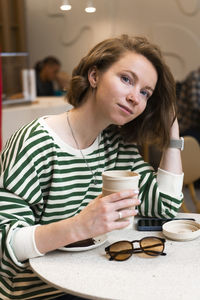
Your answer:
[181,136,200,213]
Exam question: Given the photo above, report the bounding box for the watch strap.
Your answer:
[169,137,184,151]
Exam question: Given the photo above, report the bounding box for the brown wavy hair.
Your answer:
[67,34,176,149]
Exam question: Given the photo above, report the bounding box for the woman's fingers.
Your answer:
[77,189,141,236]
[108,209,138,230]
[114,208,138,221]
[114,197,140,211]
[100,189,140,211]
[101,189,139,203]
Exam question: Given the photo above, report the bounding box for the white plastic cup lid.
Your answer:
[162,219,200,241]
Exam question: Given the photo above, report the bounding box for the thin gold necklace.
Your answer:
[66,111,100,185]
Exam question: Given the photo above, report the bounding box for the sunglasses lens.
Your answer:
[109,241,132,261]
[141,237,164,256]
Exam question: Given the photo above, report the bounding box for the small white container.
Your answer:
[162,219,200,241]
[22,69,36,101]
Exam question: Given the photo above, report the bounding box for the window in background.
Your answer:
[0,0,36,105]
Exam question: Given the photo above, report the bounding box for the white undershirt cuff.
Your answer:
[11,225,44,262]
[157,168,184,199]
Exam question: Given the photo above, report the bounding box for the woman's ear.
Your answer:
[88,66,99,88]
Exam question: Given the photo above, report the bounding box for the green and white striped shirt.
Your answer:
[0,117,183,299]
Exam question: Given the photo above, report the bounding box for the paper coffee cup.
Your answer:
[102,170,140,229]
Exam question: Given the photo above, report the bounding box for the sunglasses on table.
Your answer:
[105,236,166,261]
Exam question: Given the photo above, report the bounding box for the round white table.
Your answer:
[30,213,200,300]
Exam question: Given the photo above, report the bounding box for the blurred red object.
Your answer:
[0,50,2,151]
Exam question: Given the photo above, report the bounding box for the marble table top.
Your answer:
[30,213,200,300]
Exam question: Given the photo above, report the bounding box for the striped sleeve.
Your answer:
[0,121,47,275]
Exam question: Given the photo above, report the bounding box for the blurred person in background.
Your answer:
[176,67,200,143]
[55,70,71,96]
[35,56,62,96]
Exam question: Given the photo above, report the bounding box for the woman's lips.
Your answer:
[118,104,133,115]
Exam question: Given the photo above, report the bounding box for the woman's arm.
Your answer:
[130,122,183,218]
[159,118,183,174]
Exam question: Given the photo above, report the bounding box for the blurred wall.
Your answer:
[25,0,200,80]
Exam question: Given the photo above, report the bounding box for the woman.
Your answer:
[0,35,183,299]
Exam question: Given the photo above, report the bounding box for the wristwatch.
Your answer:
[169,137,184,151]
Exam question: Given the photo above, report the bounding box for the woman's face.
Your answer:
[91,51,158,126]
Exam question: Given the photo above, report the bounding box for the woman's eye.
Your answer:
[121,75,131,84]
[141,90,150,99]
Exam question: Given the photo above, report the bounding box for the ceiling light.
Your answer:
[85,1,96,13]
[60,0,72,11]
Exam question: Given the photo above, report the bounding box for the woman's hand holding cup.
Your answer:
[75,189,140,239]
[75,171,140,241]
